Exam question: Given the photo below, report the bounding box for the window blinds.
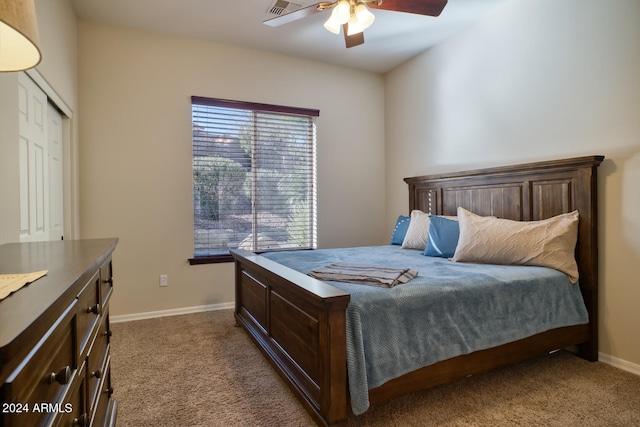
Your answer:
[191,97,318,257]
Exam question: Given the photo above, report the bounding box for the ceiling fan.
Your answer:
[264,0,449,48]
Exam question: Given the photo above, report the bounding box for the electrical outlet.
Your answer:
[159,274,168,287]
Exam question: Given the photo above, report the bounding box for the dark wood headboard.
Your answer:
[404,155,604,360]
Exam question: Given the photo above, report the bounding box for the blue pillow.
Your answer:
[424,216,459,257]
[390,215,410,245]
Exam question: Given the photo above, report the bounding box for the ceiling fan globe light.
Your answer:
[323,16,341,34]
[346,15,364,36]
[355,3,375,30]
[333,0,351,25]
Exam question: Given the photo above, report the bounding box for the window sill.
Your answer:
[188,248,314,265]
[188,255,233,265]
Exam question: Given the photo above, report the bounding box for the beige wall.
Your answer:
[385,0,640,367]
[0,0,78,244]
[76,21,386,317]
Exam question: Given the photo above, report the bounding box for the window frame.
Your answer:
[189,96,319,265]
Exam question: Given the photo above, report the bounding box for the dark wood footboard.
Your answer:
[231,249,350,427]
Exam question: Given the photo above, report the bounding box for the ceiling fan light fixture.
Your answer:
[332,0,351,24]
[323,16,341,34]
[346,13,364,36]
[323,0,351,35]
[354,3,375,30]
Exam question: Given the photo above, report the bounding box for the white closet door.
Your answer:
[18,73,64,242]
[48,102,64,241]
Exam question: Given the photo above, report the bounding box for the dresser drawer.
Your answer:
[77,271,101,359]
[87,313,111,413]
[52,363,87,427]
[89,359,114,427]
[99,258,114,307]
[2,302,77,427]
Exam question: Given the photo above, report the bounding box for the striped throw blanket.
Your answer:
[308,263,417,288]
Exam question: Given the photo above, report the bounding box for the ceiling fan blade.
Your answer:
[343,24,365,48]
[264,2,327,27]
[369,0,448,17]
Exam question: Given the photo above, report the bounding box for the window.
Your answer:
[190,96,318,263]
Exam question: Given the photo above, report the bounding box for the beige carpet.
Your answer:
[110,309,640,427]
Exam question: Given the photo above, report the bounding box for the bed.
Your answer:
[230,155,604,426]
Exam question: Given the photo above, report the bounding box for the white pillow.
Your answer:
[452,207,580,283]
[401,210,431,250]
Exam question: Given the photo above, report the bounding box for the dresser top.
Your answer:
[0,239,118,364]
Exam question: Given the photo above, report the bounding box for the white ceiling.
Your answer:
[70,0,512,74]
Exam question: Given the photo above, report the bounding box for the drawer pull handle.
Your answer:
[49,365,71,385]
[87,303,102,315]
[103,277,113,285]
[105,386,114,397]
[91,369,102,379]
[73,413,89,427]
[104,329,113,337]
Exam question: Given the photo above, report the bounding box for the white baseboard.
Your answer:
[599,352,640,376]
[110,302,235,323]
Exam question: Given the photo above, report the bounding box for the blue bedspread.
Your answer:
[263,246,589,415]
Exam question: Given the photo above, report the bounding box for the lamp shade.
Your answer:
[0,0,41,72]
